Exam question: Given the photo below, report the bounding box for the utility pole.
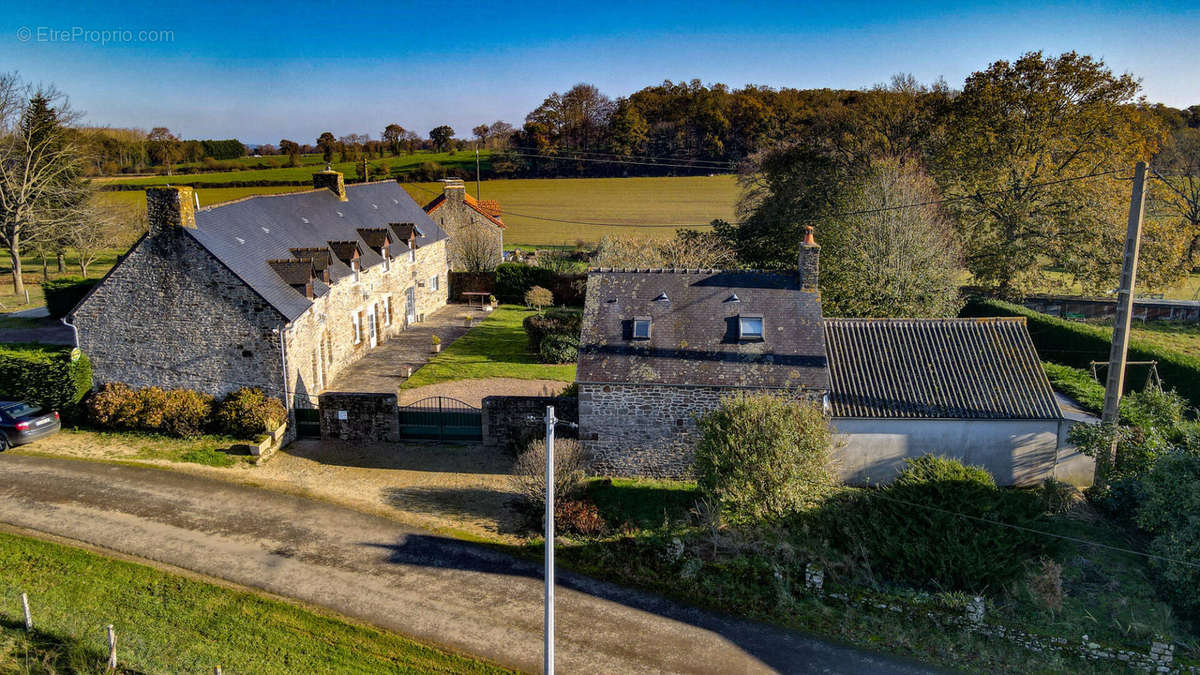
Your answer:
[543,405,556,675]
[1097,161,1148,486]
[475,144,482,200]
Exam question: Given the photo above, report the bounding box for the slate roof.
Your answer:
[577,269,829,390]
[186,181,447,320]
[266,259,315,285]
[823,318,1062,419]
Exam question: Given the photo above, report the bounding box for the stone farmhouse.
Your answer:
[577,228,1094,485]
[71,170,450,421]
[422,178,505,269]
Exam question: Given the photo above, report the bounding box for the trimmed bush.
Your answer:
[963,298,1200,409]
[85,384,215,438]
[86,382,143,429]
[525,285,553,310]
[0,343,92,411]
[161,389,215,438]
[539,334,579,364]
[820,456,1055,593]
[523,308,582,352]
[214,387,286,439]
[43,277,100,318]
[694,393,834,521]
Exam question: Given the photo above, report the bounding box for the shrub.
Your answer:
[538,334,579,364]
[496,263,555,303]
[510,437,589,512]
[525,285,553,310]
[963,298,1200,409]
[43,277,100,318]
[0,343,92,412]
[135,387,170,430]
[555,499,607,537]
[1136,452,1200,618]
[694,393,834,522]
[161,389,215,438]
[86,382,143,429]
[523,308,582,352]
[214,388,286,439]
[821,456,1055,593]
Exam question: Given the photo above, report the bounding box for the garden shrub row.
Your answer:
[523,308,582,363]
[0,344,91,412]
[963,298,1200,408]
[495,263,585,306]
[85,383,286,440]
[43,276,100,318]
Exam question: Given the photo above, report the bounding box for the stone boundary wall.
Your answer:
[482,395,578,452]
[1021,294,1200,323]
[318,391,398,442]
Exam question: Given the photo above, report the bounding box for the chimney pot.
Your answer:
[313,169,348,201]
[146,186,196,235]
[798,225,820,292]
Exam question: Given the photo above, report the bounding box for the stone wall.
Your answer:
[482,395,578,452]
[428,184,504,271]
[318,391,399,442]
[72,226,287,399]
[579,383,730,478]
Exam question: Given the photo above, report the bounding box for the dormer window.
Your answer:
[632,317,651,340]
[738,314,764,340]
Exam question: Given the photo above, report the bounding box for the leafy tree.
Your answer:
[381,124,405,155]
[1147,127,1200,282]
[278,139,300,166]
[818,157,964,318]
[316,131,336,163]
[524,285,552,311]
[694,392,834,521]
[933,51,1165,296]
[607,100,649,158]
[472,124,490,143]
[146,127,181,174]
[429,125,455,152]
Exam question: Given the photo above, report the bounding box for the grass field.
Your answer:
[0,531,506,673]
[0,250,122,311]
[99,151,490,187]
[401,305,576,388]
[402,175,738,246]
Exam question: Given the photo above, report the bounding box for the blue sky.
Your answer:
[1,0,1196,144]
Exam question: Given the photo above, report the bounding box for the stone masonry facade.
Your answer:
[73,180,450,418]
[426,181,503,270]
[579,383,730,478]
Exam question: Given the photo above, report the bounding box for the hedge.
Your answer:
[495,263,585,306]
[963,298,1200,409]
[43,277,100,318]
[0,343,92,411]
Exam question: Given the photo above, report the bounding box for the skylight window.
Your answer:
[738,315,764,340]
[632,317,652,340]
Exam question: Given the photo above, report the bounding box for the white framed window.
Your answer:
[738,314,764,340]
[352,312,362,344]
[632,317,651,340]
[430,274,439,291]
[384,296,393,326]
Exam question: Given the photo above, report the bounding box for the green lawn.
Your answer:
[0,531,507,674]
[402,305,576,388]
[0,249,123,312]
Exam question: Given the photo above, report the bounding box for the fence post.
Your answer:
[106,624,117,670]
[20,593,32,630]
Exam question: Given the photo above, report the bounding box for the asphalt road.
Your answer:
[0,454,936,674]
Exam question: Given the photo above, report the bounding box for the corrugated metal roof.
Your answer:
[577,269,829,390]
[187,181,447,321]
[823,318,1062,419]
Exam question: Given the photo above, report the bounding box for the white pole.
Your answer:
[21,593,32,630]
[106,624,117,670]
[544,404,555,675]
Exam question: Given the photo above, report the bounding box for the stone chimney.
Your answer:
[313,167,347,201]
[797,225,819,292]
[146,186,196,236]
[443,179,466,202]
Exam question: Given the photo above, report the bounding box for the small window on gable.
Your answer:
[632,317,651,340]
[738,315,764,340]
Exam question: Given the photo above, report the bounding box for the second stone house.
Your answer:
[70,170,450,418]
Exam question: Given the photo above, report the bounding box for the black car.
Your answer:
[0,401,61,450]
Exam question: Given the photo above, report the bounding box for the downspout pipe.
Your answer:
[274,326,291,412]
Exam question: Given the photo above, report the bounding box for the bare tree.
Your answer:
[447,221,501,272]
[591,230,735,269]
[64,196,128,277]
[0,77,91,295]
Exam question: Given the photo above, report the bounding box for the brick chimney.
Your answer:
[146,186,196,236]
[313,167,347,201]
[797,225,819,292]
[443,179,466,202]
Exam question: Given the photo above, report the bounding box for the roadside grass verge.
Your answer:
[402,305,575,388]
[14,428,258,468]
[509,477,1199,673]
[0,530,508,673]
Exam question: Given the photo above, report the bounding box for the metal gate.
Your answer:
[295,407,321,438]
[398,396,482,442]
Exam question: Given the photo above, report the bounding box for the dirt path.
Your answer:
[0,454,930,675]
